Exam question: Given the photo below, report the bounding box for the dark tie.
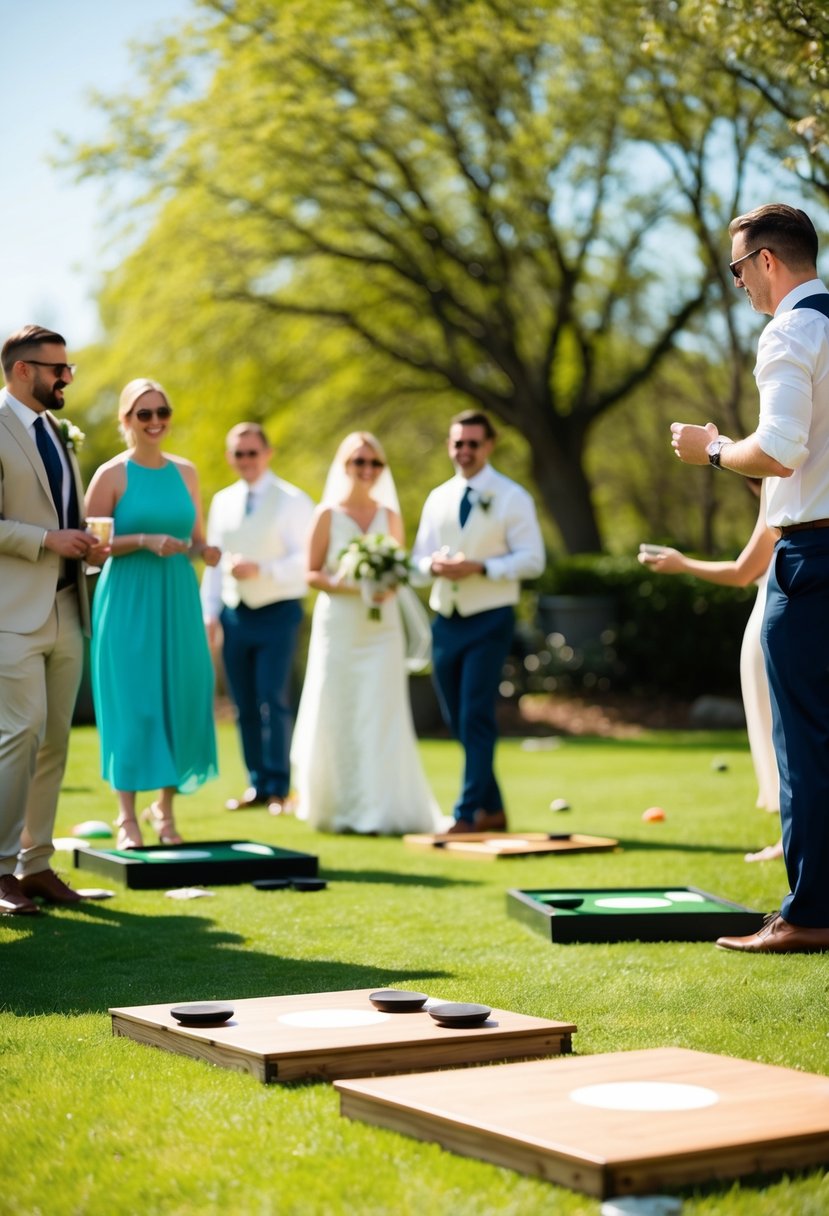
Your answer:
[33,416,64,528]
[459,485,473,527]
[245,489,256,516]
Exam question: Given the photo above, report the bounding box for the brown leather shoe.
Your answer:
[716,911,829,954]
[446,818,477,834]
[19,869,84,905]
[474,810,508,832]
[0,874,41,916]
[225,788,267,811]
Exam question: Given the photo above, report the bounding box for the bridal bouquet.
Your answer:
[337,532,411,620]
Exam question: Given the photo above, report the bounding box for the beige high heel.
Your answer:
[116,819,144,850]
[141,803,183,845]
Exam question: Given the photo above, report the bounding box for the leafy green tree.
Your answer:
[69,0,794,551]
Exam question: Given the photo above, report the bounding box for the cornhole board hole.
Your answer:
[74,840,318,889]
[404,832,619,859]
[109,988,576,1083]
[335,1047,829,1199]
[508,886,765,943]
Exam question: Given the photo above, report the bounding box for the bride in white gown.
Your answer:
[292,431,443,834]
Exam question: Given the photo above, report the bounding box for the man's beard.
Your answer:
[32,378,66,412]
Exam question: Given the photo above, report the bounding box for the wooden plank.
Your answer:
[403,832,618,859]
[109,989,575,1084]
[335,1048,829,1198]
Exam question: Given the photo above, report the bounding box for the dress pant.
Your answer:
[0,587,84,878]
[762,531,829,926]
[431,604,514,822]
[220,598,302,799]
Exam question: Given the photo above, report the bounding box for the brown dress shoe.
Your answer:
[19,870,84,905]
[446,818,477,834]
[474,810,508,832]
[225,788,267,811]
[0,874,41,916]
[716,911,829,954]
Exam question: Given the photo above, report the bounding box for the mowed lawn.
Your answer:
[2,721,828,1216]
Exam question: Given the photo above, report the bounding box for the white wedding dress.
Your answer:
[292,507,443,834]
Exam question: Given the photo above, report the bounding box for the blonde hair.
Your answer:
[118,378,170,447]
[334,430,387,468]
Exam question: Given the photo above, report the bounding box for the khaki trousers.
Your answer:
[0,587,83,878]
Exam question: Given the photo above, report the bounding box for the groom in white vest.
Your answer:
[413,411,544,832]
[201,423,314,815]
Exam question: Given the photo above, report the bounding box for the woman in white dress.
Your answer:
[639,483,782,862]
[292,432,442,834]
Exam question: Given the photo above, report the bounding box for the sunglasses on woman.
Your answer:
[350,457,385,469]
[133,405,173,422]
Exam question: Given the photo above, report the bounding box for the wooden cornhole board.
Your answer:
[335,1047,829,1199]
[109,988,576,1084]
[403,831,618,859]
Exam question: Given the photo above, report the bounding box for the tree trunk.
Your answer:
[525,424,602,554]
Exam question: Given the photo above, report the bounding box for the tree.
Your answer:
[70,0,792,551]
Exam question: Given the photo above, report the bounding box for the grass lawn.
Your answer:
[2,722,828,1215]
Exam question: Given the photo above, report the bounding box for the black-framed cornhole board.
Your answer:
[335,1047,829,1199]
[404,832,619,859]
[74,840,318,889]
[508,886,765,943]
[109,988,576,1083]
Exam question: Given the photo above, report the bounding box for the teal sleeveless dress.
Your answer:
[91,460,218,793]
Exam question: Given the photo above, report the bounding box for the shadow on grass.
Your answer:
[319,867,481,887]
[614,838,751,856]
[0,903,450,1017]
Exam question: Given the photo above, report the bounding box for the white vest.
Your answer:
[428,484,520,618]
[217,482,299,608]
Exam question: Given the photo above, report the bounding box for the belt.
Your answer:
[774,518,829,538]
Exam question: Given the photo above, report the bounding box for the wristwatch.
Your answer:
[706,437,732,469]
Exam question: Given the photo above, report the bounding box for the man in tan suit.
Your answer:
[0,325,98,914]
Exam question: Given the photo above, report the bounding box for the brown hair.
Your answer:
[226,422,271,449]
[449,409,497,440]
[729,204,819,272]
[1,324,67,379]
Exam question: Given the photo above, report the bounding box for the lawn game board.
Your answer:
[335,1047,829,1198]
[109,988,576,1083]
[508,886,765,943]
[404,831,618,859]
[74,840,317,889]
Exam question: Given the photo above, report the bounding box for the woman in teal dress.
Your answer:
[85,379,221,849]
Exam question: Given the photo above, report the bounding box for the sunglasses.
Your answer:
[232,449,262,459]
[350,457,385,469]
[22,360,76,376]
[132,405,173,422]
[452,439,481,450]
[728,247,766,279]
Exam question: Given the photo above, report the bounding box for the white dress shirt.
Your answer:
[754,279,829,526]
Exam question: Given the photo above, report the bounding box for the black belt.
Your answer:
[774,518,829,538]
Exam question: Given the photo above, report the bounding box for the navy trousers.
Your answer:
[220,598,303,800]
[431,605,514,822]
[762,532,829,926]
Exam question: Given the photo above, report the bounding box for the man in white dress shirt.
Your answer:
[671,203,829,953]
[202,423,314,815]
[413,410,545,833]
[1,325,98,914]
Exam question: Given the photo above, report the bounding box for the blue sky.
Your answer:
[0,0,193,351]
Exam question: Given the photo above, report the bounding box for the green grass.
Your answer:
[2,723,828,1215]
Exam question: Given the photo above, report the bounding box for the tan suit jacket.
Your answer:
[0,402,90,635]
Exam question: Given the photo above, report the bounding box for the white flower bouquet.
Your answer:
[58,419,85,451]
[337,532,411,620]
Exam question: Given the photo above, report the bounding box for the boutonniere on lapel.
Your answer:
[57,419,85,452]
[475,492,494,513]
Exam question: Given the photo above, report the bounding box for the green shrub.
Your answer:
[513,555,755,699]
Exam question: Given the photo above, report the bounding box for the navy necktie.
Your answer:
[33,416,64,528]
[459,485,473,527]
